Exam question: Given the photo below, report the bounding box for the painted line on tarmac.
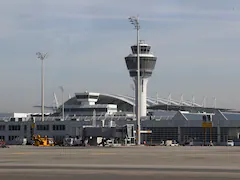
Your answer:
[0,164,240,174]
[91,152,116,155]
[11,152,32,155]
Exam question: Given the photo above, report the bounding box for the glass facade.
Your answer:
[220,127,240,141]
[141,126,219,144]
[142,127,178,143]
[181,127,217,143]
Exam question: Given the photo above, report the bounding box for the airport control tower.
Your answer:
[125,40,157,116]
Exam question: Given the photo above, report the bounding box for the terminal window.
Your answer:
[0,125,5,131]
[36,125,49,131]
[8,136,19,141]
[53,136,65,144]
[24,125,27,132]
[0,136,5,140]
[9,125,21,131]
[53,125,65,131]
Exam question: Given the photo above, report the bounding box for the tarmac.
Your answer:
[0,146,240,179]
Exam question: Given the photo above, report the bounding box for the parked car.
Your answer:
[171,142,179,146]
[170,140,179,146]
[227,140,234,146]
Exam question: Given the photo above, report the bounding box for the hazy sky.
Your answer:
[1,0,240,112]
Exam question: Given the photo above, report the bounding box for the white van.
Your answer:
[227,140,234,146]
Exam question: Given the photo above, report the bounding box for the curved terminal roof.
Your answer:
[102,93,203,107]
[62,92,206,112]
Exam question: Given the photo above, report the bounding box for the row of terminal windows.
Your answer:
[0,125,19,131]
[9,125,21,131]
[8,136,19,141]
[53,125,65,131]
[0,136,67,142]
[0,125,21,131]
[0,136,20,141]
[76,95,99,99]
[37,125,66,131]
[0,125,66,131]
[65,108,108,112]
[36,125,49,131]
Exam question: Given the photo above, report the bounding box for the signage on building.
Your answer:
[202,115,213,128]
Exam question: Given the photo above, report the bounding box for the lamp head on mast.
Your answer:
[128,16,140,30]
[36,52,48,61]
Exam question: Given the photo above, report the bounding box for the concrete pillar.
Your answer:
[178,126,181,143]
[141,78,148,117]
[217,121,221,145]
[134,78,148,117]
[134,79,138,119]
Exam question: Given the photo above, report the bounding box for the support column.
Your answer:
[141,78,148,117]
[178,126,181,143]
[134,78,148,117]
[217,122,221,145]
[134,79,138,120]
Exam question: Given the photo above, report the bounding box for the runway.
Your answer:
[0,146,240,179]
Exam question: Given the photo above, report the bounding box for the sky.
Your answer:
[1,0,240,112]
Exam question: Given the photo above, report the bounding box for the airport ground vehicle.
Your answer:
[32,135,55,146]
[227,140,234,146]
[165,140,179,146]
[170,141,179,146]
[63,137,82,146]
[0,140,9,148]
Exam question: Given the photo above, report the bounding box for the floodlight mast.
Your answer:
[128,16,141,145]
[36,52,48,122]
[130,84,135,118]
[59,86,64,121]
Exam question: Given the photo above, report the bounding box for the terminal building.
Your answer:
[0,91,240,146]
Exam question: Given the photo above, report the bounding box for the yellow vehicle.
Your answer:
[33,135,55,147]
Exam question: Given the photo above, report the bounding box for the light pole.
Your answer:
[36,52,48,122]
[130,84,135,118]
[59,86,64,120]
[129,16,141,145]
